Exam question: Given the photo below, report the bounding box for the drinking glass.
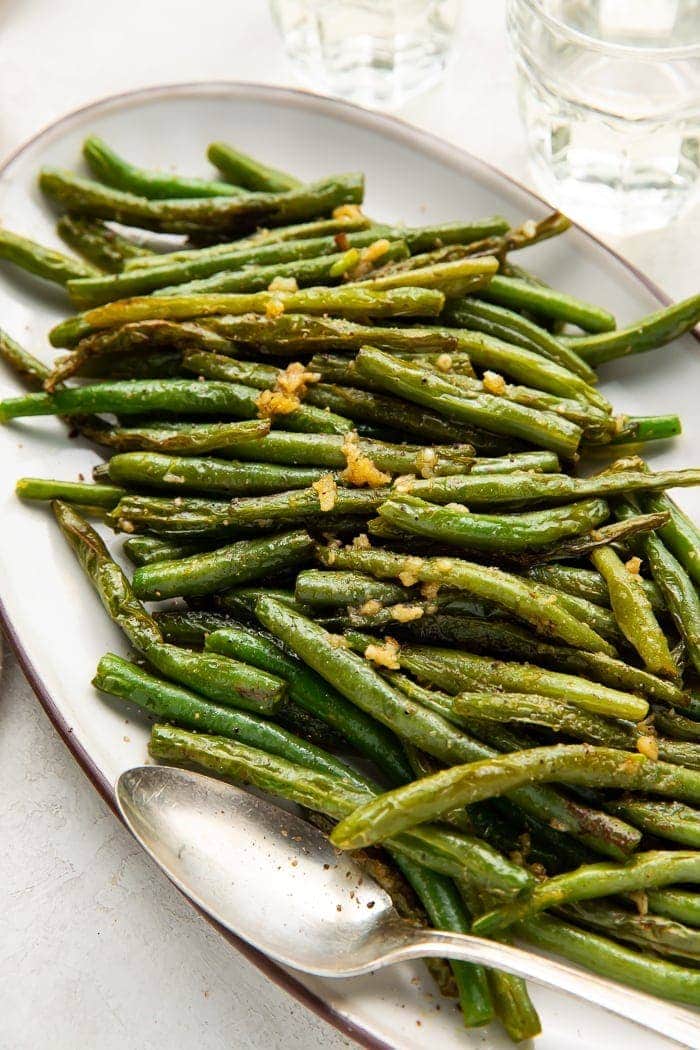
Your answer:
[269,0,461,109]
[507,0,700,234]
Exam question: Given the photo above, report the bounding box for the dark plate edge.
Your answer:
[0,78,695,1050]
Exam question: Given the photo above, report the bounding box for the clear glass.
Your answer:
[269,0,461,109]
[507,0,700,234]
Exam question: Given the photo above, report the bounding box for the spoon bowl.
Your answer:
[117,764,700,1046]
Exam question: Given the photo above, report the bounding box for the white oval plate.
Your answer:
[0,83,697,1050]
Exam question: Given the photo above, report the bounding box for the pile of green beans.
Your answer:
[4,133,700,1041]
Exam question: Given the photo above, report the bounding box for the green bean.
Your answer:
[643,490,700,589]
[53,285,444,348]
[452,691,638,748]
[154,245,406,297]
[83,136,243,199]
[307,350,476,388]
[398,466,700,508]
[563,293,700,365]
[436,368,615,441]
[606,800,700,848]
[330,745,700,850]
[0,377,352,435]
[212,429,475,477]
[207,142,301,192]
[358,256,498,297]
[65,228,397,309]
[474,851,700,937]
[443,297,596,381]
[143,640,286,715]
[404,613,688,708]
[94,653,367,788]
[559,899,700,965]
[0,328,51,387]
[525,563,665,612]
[353,349,582,458]
[256,598,637,858]
[610,414,682,445]
[16,478,126,508]
[107,451,333,495]
[115,486,383,538]
[373,328,606,409]
[384,640,647,721]
[517,912,700,1007]
[75,348,184,381]
[654,708,700,742]
[204,624,412,786]
[57,216,152,273]
[618,500,700,676]
[591,545,677,677]
[125,216,372,270]
[480,274,616,333]
[377,494,610,553]
[46,319,235,385]
[132,528,313,600]
[316,544,615,654]
[214,588,312,620]
[302,382,497,449]
[123,534,214,566]
[148,723,531,895]
[518,511,671,566]
[52,500,161,650]
[295,570,408,608]
[390,856,494,1028]
[648,890,700,928]
[452,874,541,1041]
[0,226,96,285]
[39,167,364,237]
[383,218,512,253]
[154,609,239,646]
[84,419,272,456]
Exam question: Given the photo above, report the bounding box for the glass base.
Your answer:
[529,152,697,235]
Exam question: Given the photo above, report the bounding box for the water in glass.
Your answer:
[270,0,460,109]
[508,0,700,233]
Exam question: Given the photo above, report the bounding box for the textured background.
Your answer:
[1,2,698,1047]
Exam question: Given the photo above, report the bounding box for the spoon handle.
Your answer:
[389,926,698,1047]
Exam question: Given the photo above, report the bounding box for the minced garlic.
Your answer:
[256,388,300,418]
[268,275,299,293]
[637,735,659,761]
[352,533,372,550]
[359,599,382,616]
[629,890,649,916]
[435,353,453,373]
[393,475,414,494]
[341,431,391,488]
[332,204,364,221]
[312,473,338,512]
[265,296,285,319]
[390,604,424,623]
[364,637,401,670]
[483,370,506,395]
[276,361,320,398]
[625,556,642,575]
[415,448,437,479]
[398,572,418,587]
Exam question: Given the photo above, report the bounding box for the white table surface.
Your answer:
[1,3,698,1048]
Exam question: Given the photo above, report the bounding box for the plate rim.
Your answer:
[0,78,688,1050]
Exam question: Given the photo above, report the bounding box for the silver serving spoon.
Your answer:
[117,765,699,1047]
